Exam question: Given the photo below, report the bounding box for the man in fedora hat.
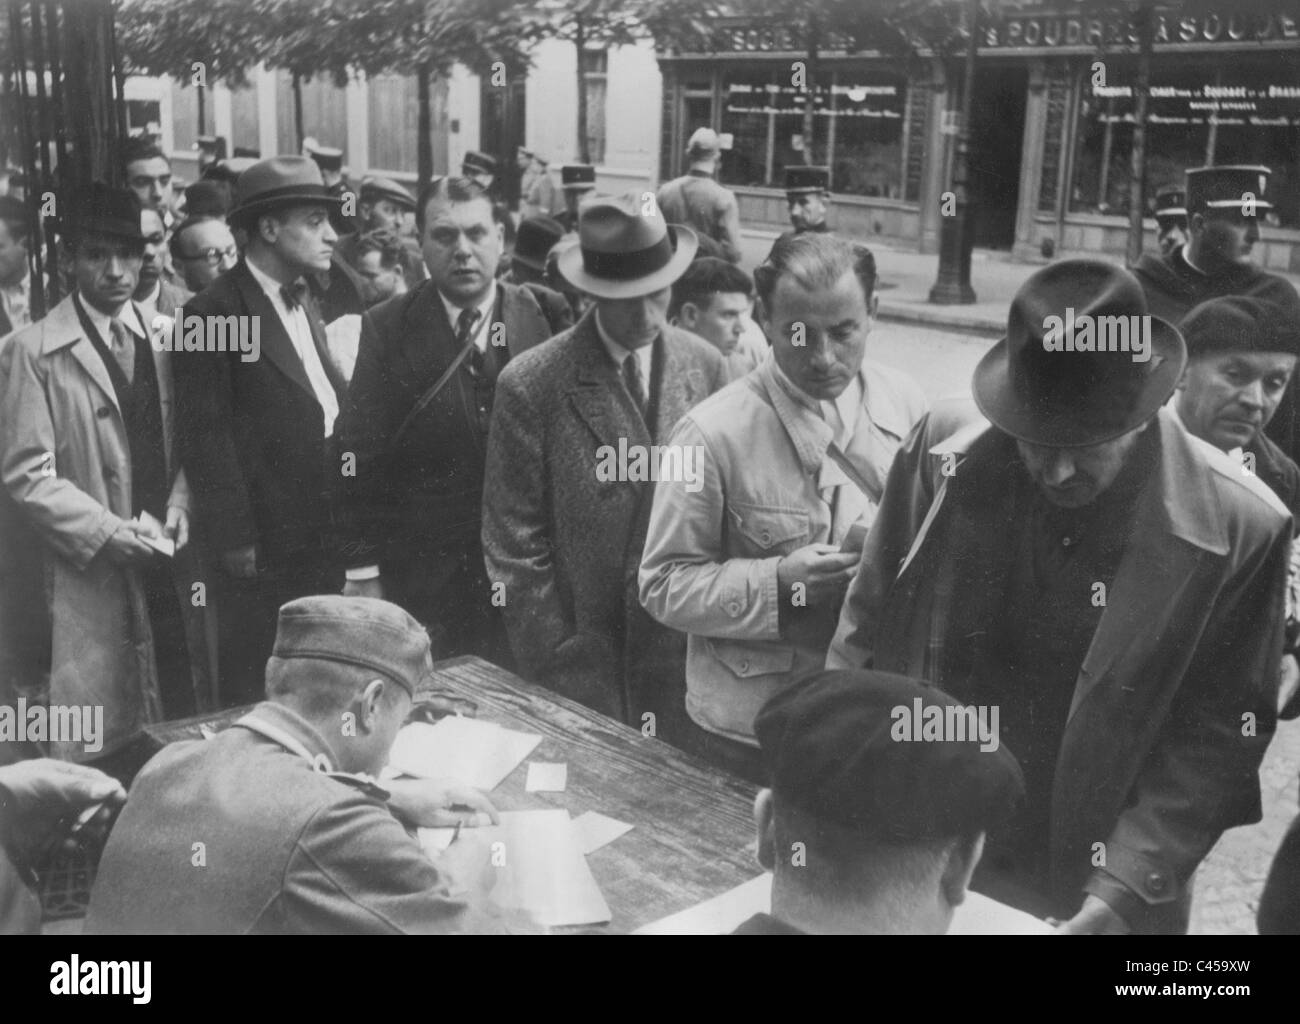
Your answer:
[85,595,504,934]
[1134,165,1300,461]
[656,128,742,264]
[175,155,352,708]
[829,259,1290,934]
[641,233,926,777]
[1,183,198,772]
[337,177,563,666]
[483,193,726,724]
[774,165,832,251]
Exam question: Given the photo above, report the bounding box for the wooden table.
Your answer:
[147,655,762,934]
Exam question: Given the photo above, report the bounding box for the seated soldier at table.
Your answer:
[84,596,503,934]
[737,669,1024,935]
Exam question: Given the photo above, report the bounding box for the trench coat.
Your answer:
[0,294,189,761]
[828,399,1289,930]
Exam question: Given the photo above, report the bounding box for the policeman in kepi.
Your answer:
[85,596,506,934]
[1152,186,1187,257]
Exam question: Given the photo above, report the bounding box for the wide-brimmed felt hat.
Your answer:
[972,259,1185,448]
[557,193,697,300]
[59,182,144,243]
[513,216,565,272]
[228,155,344,227]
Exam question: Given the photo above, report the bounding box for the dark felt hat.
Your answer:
[558,193,697,300]
[561,164,596,191]
[462,150,498,176]
[1186,165,1273,215]
[972,259,1185,447]
[1180,294,1300,359]
[184,179,232,219]
[359,176,416,211]
[228,155,344,227]
[268,595,433,698]
[784,165,830,195]
[60,182,143,242]
[513,216,566,272]
[202,156,258,185]
[754,670,1025,842]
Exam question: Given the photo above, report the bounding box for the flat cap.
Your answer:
[269,596,433,697]
[1180,294,1300,359]
[754,670,1024,842]
[359,176,416,211]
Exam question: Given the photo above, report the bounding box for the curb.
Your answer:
[876,300,1004,338]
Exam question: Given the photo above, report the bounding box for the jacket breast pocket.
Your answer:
[707,638,795,680]
[728,501,809,558]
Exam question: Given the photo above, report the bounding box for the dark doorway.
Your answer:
[480,72,527,209]
[967,66,1027,250]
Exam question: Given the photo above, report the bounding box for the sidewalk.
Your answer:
[738,228,1300,339]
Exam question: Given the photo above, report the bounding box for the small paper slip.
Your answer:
[420,809,611,928]
[525,761,567,792]
[136,511,175,557]
[633,873,1052,935]
[572,811,633,855]
[388,717,541,791]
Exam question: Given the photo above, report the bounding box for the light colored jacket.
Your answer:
[639,352,926,743]
[656,171,743,263]
[0,294,188,761]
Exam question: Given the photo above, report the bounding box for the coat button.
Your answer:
[1145,871,1168,896]
[738,659,750,674]
[726,601,742,617]
[760,530,772,545]
[96,406,111,419]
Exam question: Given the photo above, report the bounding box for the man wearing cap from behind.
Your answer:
[656,128,743,264]
[829,259,1289,934]
[483,193,726,724]
[85,595,503,934]
[739,670,1024,934]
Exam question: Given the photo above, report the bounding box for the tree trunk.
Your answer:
[802,10,819,166]
[1126,4,1153,267]
[417,62,433,188]
[197,83,206,137]
[292,73,304,151]
[575,16,589,164]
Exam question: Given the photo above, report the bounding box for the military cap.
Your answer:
[1186,165,1273,215]
[305,142,345,173]
[784,165,831,195]
[462,150,498,176]
[561,164,596,191]
[359,176,416,211]
[1154,186,1186,219]
[1180,294,1300,360]
[268,596,434,698]
[686,127,723,156]
[754,670,1024,842]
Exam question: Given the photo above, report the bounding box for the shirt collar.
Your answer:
[1179,243,1208,277]
[75,291,146,342]
[245,256,304,309]
[439,283,497,342]
[595,308,655,376]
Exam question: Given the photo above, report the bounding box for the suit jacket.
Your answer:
[482,311,726,721]
[175,259,346,563]
[828,400,1289,931]
[338,279,557,580]
[0,294,189,759]
[84,700,502,934]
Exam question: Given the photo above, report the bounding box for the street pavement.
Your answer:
[833,314,1300,935]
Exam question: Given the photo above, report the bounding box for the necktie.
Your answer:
[280,281,308,310]
[623,352,647,415]
[458,306,484,374]
[108,317,135,384]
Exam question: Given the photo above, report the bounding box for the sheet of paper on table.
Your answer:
[419,809,611,928]
[572,810,634,854]
[525,761,568,792]
[388,717,541,791]
[632,873,1052,935]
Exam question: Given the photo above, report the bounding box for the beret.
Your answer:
[269,596,433,697]
[754,670,1024,842]
[1180,295,1300,359]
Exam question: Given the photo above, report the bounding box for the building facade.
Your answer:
[658,6,1300,270]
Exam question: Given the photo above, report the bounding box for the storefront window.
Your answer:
[1070,61,1300,228]
[717,68,910,199]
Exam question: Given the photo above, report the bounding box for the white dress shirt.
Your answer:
[1,272,31,332]
[439,283,497,352]
[246,258,339,437]
[595,310,655,387]
[77,292,148,347]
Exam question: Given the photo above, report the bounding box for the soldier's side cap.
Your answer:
[359,176,416,211]
[784,165,831,195]
[269,596,433,698]
[754,670,1025,843]
[1180,294,1300,359]
[686,127,722,154]
[1186,165,1273,214]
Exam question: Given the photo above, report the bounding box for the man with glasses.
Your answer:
[168,216,239,294]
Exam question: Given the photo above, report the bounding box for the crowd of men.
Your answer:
[1,126,1299,935]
